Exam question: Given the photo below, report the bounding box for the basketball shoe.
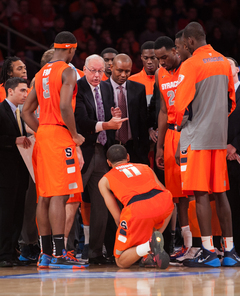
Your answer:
[183,246,221,267]
[149,231,170,269]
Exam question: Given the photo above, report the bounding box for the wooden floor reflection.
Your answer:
[0,264,239,295]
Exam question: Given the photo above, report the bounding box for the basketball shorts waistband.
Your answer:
[126,189,162,206]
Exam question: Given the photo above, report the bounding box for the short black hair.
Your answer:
[175,30,184,40]
[101,47,118,57]
[141,41,155,53]
[54,31,77,45]
[107,145,128,164]
[0,56,22,84]
[154,36,175,50]
[227,57,239,67]
[183,22,206,41]
[5,77,27,96]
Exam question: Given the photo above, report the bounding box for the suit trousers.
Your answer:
[227,160,240,254]
[0,180,27,261]
[82,144,110,258]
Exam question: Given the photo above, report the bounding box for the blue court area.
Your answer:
[0,269,222,279]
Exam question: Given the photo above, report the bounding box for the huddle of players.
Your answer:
[20,21,240,269]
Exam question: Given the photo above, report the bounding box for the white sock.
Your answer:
[83,225,90,245]
[181,225,192,248]
[64,237,68,249]
[136,241,151,257]
[202,235,214,251]
[224,237,234,252]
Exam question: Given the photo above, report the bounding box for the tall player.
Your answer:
[154,36,192,261]
[22,31,87,269]
[174,22,239,267]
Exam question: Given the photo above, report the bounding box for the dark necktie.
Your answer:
[117,85,128,144]
[94,86,107,146]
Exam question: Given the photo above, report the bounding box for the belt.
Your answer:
[56,124,68,130]
[168,124,178,131]
[126,189,162,206]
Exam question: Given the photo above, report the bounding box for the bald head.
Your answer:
[183,22,206,54]
[111,54,132,85]
[113,54,132,67]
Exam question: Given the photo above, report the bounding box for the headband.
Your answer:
[54,43,77,49]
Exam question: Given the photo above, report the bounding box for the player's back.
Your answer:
[35,61,77,126]
[105,163,165,206]
[176,45,234,150]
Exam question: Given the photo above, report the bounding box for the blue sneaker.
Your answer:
[37,253,52,269]
[49,250,89,269]
[150,231,170,269]
[222,247,240,267]
[183,247,221,268]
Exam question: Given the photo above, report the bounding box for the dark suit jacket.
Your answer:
[106,78,149,164]
[147,83,161,130]
[75,76,115,173]
[228,85,240,152]
[0,100,29,188]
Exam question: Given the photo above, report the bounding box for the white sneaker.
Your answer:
[175,247,201,264]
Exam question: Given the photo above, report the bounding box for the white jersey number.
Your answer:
[121,166,141,178]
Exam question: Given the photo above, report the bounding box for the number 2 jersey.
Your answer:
[35,60,77,126]
[158,64,185,198]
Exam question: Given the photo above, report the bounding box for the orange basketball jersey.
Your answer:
[158,64,181,124]
[35,61,77,126]
[104,163,165,207]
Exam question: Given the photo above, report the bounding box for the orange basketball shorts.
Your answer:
[33,125,83,197]
[164,128,185,198]
[66,192,82,204]
[180,146,229,195]
[114,189,173,258]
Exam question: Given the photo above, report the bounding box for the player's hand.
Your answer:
[76,146,84,170]
[175,140,180,166]
[16,136,32,149]
[156,147,164,170]
[111,107,122,118]
[149,128,158,143]
[73,133,85,146]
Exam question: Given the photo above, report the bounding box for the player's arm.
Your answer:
[22,83,39,132]
[155,89,168,170]
[60,67,85,146]
[98,176,121,226]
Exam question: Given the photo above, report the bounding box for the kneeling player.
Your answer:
[98,145,174,269]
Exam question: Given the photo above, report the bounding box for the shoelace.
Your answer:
[65,250,79,262]
[171,246,188,257]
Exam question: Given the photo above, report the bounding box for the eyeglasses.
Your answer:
[86,66,104,74]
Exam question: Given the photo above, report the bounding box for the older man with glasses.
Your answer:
[75,54,127,265]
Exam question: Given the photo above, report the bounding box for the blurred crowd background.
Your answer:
[0,0,239,81]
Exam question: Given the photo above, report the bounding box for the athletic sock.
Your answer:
[201,235,215,251]
[64,237,68,249]
[136,241,151,257]
[39,235,52,256]
[83,225,90,245]
[52,234,65,256]
[223,237,234,252]
[181,225,192,248]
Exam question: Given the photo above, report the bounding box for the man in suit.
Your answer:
[226,57,240,255]
[0,77,31,267]
[106,54,149,165]
[75,54,127,264]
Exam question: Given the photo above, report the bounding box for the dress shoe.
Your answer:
[89,255,112,265]
[0,260,13,267]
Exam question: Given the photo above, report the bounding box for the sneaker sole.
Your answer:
[150,231,170,269]
[49,263,89,269]
[222,257,240,267]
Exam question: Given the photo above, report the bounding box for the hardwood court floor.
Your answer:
[0,264,239,296]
